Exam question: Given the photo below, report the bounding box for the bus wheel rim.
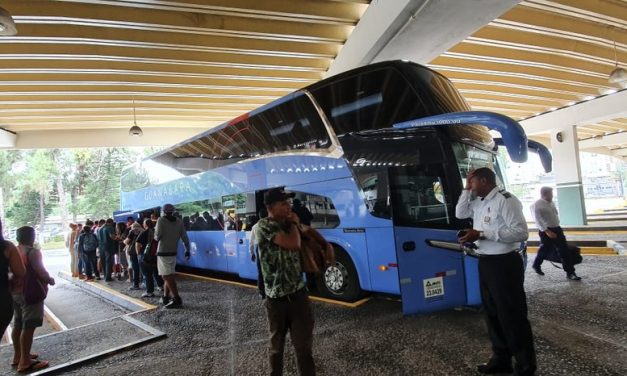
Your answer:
[324,263,348,294]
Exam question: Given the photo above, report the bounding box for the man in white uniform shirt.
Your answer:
[456,168,536,376]
[531,187,581,280]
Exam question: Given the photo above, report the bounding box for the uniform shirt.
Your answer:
[254,217,305,299]
[531,198,560,231]
[455,187,529,255]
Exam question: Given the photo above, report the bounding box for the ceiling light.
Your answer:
[583,95,595,101]
[549,107,557,111]
[129,99,143,137]
[609,39,627,86]
[0,7,18,36]
[567,101,576,106]
[602,88,618,95]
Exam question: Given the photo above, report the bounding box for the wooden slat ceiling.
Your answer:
[0,0,368,132]
[428,0,627,142]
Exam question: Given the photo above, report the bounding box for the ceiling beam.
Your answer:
[6,128,201,149]
[327,0,522,77]
[520,89,627,135]
[579,131,627,149]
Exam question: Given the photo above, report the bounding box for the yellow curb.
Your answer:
[177,272,371,308]
[526,247,617,255]
[60,270,157,310]
[91,282,157,310]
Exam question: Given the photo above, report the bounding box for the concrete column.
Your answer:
[550,125,587,225]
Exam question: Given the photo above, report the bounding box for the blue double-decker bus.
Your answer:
[119,61,547,315]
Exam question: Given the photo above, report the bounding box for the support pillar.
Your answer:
[550,125,587,225]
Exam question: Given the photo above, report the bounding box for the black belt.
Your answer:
[476,251,518,258]
[268,288,307,302]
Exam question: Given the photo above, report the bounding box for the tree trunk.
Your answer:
[55,169,69,229]
[39,190,45,244]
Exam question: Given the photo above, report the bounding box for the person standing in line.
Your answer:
[155,204,190,308]
[125,222,144,290]
[136,219,163,298]
[11,226,54,373]
[254,188,315,376]
[1,219,25,344]
[531,187,582,280]
[456,168,536,376]
[66,223,78,277]
[78,221,99,281]
[99,219,117,282]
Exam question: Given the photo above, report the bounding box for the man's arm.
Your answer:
[180,222,190,253]
[6,242,25,279]
[455,189,475,219]
[494,199,529,243]
[533,204,550,232]
[154,219,162,241]
[272,223,301,251]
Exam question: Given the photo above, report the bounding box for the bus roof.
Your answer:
[145,60,454,168]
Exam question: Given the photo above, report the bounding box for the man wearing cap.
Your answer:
[254,188,315,376]
[155,203,190,308]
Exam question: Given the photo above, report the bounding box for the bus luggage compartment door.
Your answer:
[395,227,466,315]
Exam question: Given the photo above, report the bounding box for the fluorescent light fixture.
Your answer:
[583,95,595,101]
[0,7,17,36]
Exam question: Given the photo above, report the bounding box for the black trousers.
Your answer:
[479,252,536,374]
[264,290,315,376]
[533,226,575,274]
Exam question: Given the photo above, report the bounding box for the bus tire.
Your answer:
[315,246,363,302]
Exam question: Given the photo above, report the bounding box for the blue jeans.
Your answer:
[140,254,163,294]
[83,251,97,278]
[129,252,141,287]
[76,248,84,274]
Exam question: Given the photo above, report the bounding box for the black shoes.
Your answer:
[532,266,544,276]
[567,273,582,281]
[165,296,182,309]
[477,359,513,374]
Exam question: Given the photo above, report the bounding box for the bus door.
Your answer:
[389,165,468,315]
[223,193,258,277]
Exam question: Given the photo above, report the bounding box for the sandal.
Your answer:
[17,360,49,373]
[11,354,39,367]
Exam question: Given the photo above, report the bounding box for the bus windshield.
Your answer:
[452,143,503,187]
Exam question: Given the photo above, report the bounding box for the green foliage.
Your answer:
[3,147,147,228]
[5,191,52,228]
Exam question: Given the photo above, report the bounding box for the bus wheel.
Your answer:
[315,247,362,302]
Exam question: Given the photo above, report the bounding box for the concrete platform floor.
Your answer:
[6,255,626,376]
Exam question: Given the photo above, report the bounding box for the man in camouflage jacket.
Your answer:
[254,188,315,376]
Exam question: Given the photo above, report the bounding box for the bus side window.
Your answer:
[354,169,391,219]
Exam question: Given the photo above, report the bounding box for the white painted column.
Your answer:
[550,125,587,225]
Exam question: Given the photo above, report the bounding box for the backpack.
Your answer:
[141,229,158,267]
[83,233,98,252]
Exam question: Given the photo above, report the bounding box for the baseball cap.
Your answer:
[264,188,295,206]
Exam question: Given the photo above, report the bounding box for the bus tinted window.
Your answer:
[186,94,330,160]
[290,191,340,229]
[311,68,423,135]
[176,198,223,231]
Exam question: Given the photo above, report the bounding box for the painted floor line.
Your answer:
[178,272,372,308]
[44,305,68,331]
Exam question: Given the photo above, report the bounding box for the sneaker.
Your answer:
[78,274,86,280]
[142,292,155,298]
[95,276,102,280]
[567,273,582,281]
[128,285,141,291]
[156,287,163,292]
[161,296,171,305]
[533,266,544,276]
[165,296,182,309]
[85,277,95,282]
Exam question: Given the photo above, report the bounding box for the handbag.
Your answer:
[23,247,47,304]
[543,244,582,268]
